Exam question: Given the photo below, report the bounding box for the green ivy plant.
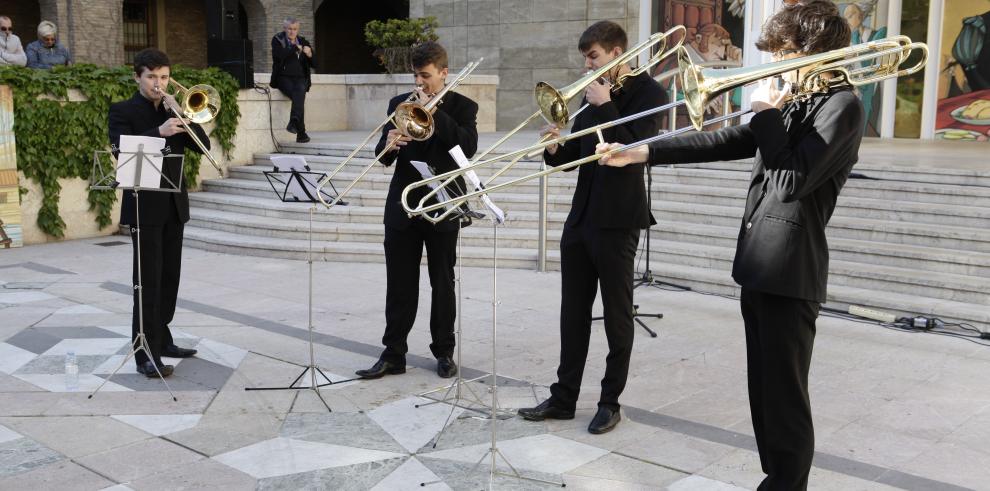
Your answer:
[0,64,240,239]
[364,17,439,73]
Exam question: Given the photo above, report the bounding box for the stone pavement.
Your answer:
[1,238,989,490]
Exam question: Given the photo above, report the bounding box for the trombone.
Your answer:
[156,79,223,174]
[312,58,483,209]
[402,36,927,219]
[679,35,926,130]
[413,26,687,223]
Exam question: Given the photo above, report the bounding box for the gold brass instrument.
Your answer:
[679,35,927,130]
[402,36,928,220]
[156,79,223,174]
[412,27,687,223]
[312,58,483,209]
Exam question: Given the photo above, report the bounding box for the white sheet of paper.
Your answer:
[117,135,166,189]
[271,155,310,200]
[411,160,455,209]
[448,145,505,224]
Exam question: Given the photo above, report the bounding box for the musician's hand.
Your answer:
[302,45,312,57]
[158,117,187,137]
[540,124,562,155]
[584,79,612,107]
[386,129,411,151]
[750,78,790,113]
[597,142,647,167]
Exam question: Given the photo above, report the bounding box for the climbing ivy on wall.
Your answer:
[0,64,240,239]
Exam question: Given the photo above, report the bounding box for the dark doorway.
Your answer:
[313,0,408,74]
[0,1,41,44]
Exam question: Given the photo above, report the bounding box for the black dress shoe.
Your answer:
[163,345,197,358]
[296,132,311,143]
[588,406,621,434]
[286,119,298,134]
[137,361,174,378]
[436,357,457,378]
[517,399,575,421]
[355,359,405,379]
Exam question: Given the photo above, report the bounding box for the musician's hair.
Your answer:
[756,0,851,55]
[133,48,171,76]
[411,41,448,70]
[579,20,628,54]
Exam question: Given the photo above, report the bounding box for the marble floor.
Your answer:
[1,239,988,490]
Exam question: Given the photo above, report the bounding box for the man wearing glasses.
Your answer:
[0,16,27,67]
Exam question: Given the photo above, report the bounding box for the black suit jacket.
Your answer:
[374,90,478,232]
[109,92,211,226]
[544,72,666,229]
[646,88,864,302]
[270,33,315,91]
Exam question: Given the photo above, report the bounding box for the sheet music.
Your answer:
[117,135,166,189]
[410,160,455,208]
[270,155,311,201]
[448,145,504,224]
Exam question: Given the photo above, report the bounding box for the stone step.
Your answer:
[688,161,990,188]
[653,167,990,208]
[189,207,990,304]
[183,226,554,270]
[187,191,572,229]
[183,224,989,328]
[651,221,990,278]
[653,201,990,253]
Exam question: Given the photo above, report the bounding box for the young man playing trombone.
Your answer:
[600,1,864,487]
[517,21,666,434]
[355,41,479,380]
[109,48,209,377]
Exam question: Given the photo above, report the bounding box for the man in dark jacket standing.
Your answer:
[599,2,864,487]
[271,17,314,143]
[109,48,209,377]
[354,41,478,381]
[517,21,666,435]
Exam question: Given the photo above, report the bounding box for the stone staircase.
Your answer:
[185,139,990,328]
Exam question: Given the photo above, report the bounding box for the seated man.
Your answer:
[0,16,27,67]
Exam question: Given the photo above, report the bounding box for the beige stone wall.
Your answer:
[39,0,125,67]
[410,0,640,130]
[165,0,208,69]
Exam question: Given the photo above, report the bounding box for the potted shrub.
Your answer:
[364,17,439,74]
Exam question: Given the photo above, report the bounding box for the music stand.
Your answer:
[88,140,181,400]
[419,149,563,488]
[244,155,356,412]
[410,157,513,452]
[263,157,344,205]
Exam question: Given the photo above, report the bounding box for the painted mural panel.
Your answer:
[935,0,990,142]
[653,0,746,128]
[838,0,889,137]
[0,85,23,249]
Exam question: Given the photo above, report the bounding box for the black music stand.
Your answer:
[263,163,344,205]
[245,158,355,412]
[88,142,181,400]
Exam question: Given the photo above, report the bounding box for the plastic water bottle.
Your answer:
[65,351,79,391]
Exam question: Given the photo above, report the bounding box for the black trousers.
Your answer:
[277,75,307,132]
[129,216,183,365]
[380,221,458,364]
[550,223,640,411]
[740,288,819,491]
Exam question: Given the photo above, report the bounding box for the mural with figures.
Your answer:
[935,0,990,142]
[837,0,889,137]
[0,85,23,249]
[653,0,746,129]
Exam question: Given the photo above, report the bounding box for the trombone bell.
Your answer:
[535,82,570,127]
[172,81,221,124]
[394,101,435,141]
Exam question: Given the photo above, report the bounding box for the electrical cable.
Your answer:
[252,82,283,154]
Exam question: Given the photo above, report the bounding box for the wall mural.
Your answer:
[838,0,889,137]
[653,0,746,128]
[0,85,23,249]
[935,0,990,142]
